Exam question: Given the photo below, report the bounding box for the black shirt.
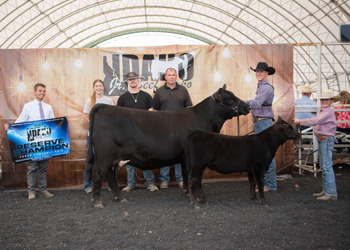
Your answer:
[153,83,192,111]
[117,90,154,110]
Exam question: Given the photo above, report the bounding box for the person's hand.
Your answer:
[293,118,300,125]
[66,116,70,123]
[4,123,9,130]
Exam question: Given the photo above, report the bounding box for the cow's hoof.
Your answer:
[191,202,201,210]
[94,203,104,208]
[260,200,268,207]
[193,204,201,210]
[251,197,258,202]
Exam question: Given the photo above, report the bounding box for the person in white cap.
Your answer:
[293,89,341,201]
[295,85,317,121]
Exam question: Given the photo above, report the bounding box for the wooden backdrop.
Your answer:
[0,44,294,190]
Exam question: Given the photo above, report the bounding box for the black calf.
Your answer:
[186,116,300,207]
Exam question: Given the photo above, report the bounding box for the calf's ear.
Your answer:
[277,116,282,122]
[222,84,226,90]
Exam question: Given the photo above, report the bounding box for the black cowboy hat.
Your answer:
[250,62,275,75]
[126,72,139,80]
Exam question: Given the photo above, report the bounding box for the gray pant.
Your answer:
[27,160,49,195]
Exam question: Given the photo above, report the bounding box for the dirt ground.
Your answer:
[0,164,349,250]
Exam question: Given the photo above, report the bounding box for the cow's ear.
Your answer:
[277,116,282,122]
[222,84,226,90]
[213,89,223,104]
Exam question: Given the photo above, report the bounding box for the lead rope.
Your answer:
[264,149,319,179]
[134,167,151,180]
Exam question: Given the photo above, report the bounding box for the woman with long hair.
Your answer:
[83,79,114,193]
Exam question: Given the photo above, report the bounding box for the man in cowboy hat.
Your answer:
[117,71,158,192]
[293,90,340,201]
[295,85,317,120]
[244,62,277,192]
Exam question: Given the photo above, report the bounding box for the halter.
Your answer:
[274,120,299,138]
[211,94,242,113]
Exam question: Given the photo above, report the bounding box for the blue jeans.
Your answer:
[159,163,183,184]
[83,134,94,192]
[125,165,155,188]
[318,137,337,196]
[253,118,277,190]
[83,135,118,192]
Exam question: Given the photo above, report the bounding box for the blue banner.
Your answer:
[7,117,70,164]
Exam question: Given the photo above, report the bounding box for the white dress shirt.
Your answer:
[16,99,55,123]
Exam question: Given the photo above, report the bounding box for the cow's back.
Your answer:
[187,130,273,174]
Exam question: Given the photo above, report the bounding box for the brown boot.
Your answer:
[28,193,36,200]
[317,195,337,201]
[39,192,54,198]
[313,191,325,197]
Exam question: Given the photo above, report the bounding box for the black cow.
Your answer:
[186,116,300,207]
[86,85,251,207]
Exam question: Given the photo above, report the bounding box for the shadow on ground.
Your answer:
[0,165,349,249]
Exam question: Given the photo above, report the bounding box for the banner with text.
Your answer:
[7,117,70,164]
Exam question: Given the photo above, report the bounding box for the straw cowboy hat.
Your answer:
[250,62,275,75]
[315,89,341,102]
[297,85,314,93]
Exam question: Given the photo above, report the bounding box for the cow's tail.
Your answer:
[185,130,197,174]
[85,104,107,182]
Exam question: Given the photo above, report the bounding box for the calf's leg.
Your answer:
[248,172,258,201]
[254,171,267,206]
[197,175,206,203]
[189,164,207,208]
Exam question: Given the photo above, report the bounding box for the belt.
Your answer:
[253,117,273,123]
[317,135,332,141]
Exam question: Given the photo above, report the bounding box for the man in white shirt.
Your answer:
[5,83,56,200]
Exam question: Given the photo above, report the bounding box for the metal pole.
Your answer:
[313,43,322,177]
[237,116,240,136]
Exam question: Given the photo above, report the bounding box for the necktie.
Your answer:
[38,103,45,120]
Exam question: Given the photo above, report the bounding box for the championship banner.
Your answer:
[7,117,70,164]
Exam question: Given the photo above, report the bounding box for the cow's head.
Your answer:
[212,84,251,117]
[274,116,300,140]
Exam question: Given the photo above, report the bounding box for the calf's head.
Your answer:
[212,84,251,117]
[274,116,301,140]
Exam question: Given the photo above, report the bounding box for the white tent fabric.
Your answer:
[0,0,349,93]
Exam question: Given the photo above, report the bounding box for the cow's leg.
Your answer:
[254,171,267,206]
[105,163,123,202]
[248,172,258,201]
[181,161,189,195]
[91,163,104,208]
